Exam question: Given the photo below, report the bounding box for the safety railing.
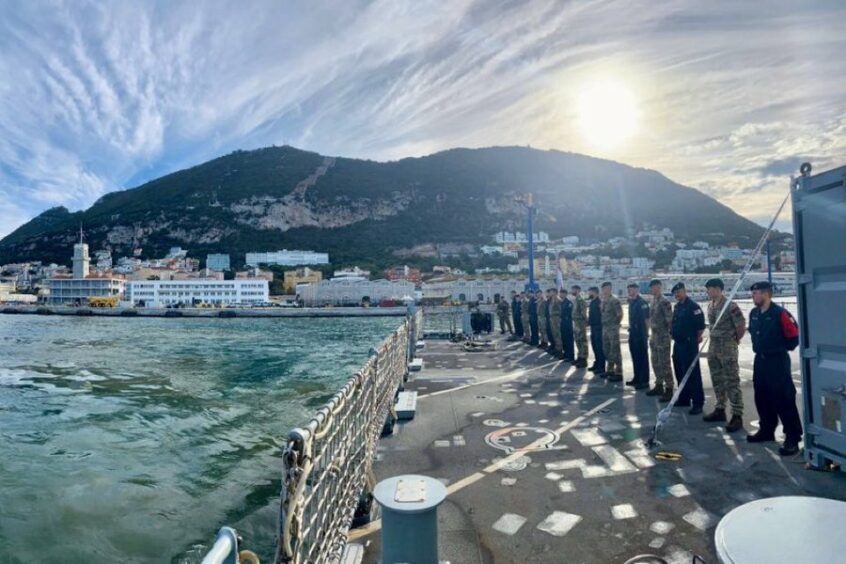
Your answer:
[275,306,421,564]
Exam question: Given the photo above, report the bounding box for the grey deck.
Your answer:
[357,332,846,563]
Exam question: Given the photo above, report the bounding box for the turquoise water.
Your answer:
[0,315,401,563]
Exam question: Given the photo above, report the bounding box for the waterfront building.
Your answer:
[235,268,274,282]
[332,267,370,281]
[245,250,329,267]
[298,279,414,306]
[46,276,126,305]
[284,267,323,293]
[73,236,90,279]
[126,279,269,307]
[206,254,231,271]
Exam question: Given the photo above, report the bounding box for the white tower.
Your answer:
[72,225,90,279]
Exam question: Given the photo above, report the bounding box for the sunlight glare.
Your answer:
[576,79,639,149]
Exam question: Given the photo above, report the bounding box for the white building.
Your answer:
[494,231,550,244]
[298,279,414,306]
[126,279,269,307]
[46,278,126,305]
[332,267,371,281]
[73,239,90,279]
[246,250,329,267]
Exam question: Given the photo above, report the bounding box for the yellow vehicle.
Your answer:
[88,296,119,308]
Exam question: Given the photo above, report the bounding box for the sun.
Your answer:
[576,79,639,150]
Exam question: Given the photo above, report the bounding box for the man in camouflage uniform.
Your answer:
[600,281,624,382]
[571,285,589,368]
[536,290,549,348]
[496,296,513,335]
[647,279,674,400]
[547,288,563,358]
[521,293,532,344]
[704,278,747,432]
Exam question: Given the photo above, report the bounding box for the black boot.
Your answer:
[703,408,727,423]
[725,415,743,433]
[646,385,664,397]
[779,441,800,456]
[747,432,776,443]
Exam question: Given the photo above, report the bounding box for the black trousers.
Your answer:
[753,352,803,443]
[672,339,704,407]
[561,320,575,360]
[513,310,523,336]
[590,325,605,370]
[629,334,650,384]
[529,317,539,346]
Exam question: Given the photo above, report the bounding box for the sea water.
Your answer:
[0,315,401,563]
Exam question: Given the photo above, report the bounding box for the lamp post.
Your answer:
[519,193,539,293]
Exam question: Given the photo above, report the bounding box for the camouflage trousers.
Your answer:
[602,326,622,374]
[574,324,588,361]
[498,313,513,334]
[708,338,743,416]
[649,335,673,390]
[521,314,531,342]
[549,317,563,354]
[538,316,549,345]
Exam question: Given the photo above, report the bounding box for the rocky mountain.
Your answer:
[0,145,764,268]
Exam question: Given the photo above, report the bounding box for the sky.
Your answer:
[1,0,844,238]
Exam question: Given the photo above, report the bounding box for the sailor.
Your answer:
[511,291,523,337]
[571,285,589,368]
[587,286,606,373]
[537,290,549,348]
[746,281,802,456]
[547,288,563,358]
[626,283,650,390]
[496,295,513,335]
[560,288,575,362]
[521,293,532,344]
[600,282,624,381]
[647,280,674,400]
[704,278,746,432]
[671,282,705,415]
[528,291,539,346]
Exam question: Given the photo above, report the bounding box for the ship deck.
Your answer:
[357,330,846,563]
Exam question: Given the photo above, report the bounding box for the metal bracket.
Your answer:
[797,273,813,285]
[802,348,818,359]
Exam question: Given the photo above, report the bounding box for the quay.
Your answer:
[351,324,846,563]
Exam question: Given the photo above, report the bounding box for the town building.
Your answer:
[206,254,231,271]
[235,268,274,282]
[46,276,126,305]
[384,265,422,284]
[245,250,329,267]
[284,267,323,293]
[332,267,370,281]
[126,279,269,307]
[494,231,550,244]
[298,279,414,306]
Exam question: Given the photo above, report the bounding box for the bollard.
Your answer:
[373,474,447,564]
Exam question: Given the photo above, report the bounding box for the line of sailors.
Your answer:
[497,278,802,456]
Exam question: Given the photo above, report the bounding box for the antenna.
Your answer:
[79,223,84,244]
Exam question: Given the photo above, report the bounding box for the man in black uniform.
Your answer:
[671,282,705,415]
[746,281,803,456]
[587,286,605,373]
[511,291,523,337]
[627,282,650,390]
[560,290,575,362]
[528,290,539,346]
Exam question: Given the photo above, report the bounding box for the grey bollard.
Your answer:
[373,474,447,564]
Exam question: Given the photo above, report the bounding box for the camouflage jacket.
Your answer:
[573,295,587,327]
[601,295,623,328]
[650,294,673,337]
[708,295,745,341]
[548,296,562,320]
[496,300,510,317]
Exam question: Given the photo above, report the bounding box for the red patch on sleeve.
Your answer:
[781,310,799,339]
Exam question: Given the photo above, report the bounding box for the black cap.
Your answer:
[649,279,662,287]
[627,282,639,289]
[750,281,772,291]
[601,281,612,288]
[705,278,724,289]
[588,286,599,292]
[571,284,581,290]
[671,282,685,293]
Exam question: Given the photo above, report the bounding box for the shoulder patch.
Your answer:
[694,308,703,315]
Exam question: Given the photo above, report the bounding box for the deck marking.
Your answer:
[667,484,691,498]
[682,506,719,531]
[611,504,638,519]
[557,480,575,493]
[592,445,638,474]
[417,360,559,399]
[349,397,617,541]
[537,511,582,537]
[650,521,675,534]
[492,513,527,535]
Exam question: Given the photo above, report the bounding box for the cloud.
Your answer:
[0,0,844,239]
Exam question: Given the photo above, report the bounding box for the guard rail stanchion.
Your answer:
[373,474,447,564]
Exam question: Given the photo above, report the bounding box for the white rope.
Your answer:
[647,187,792,447]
